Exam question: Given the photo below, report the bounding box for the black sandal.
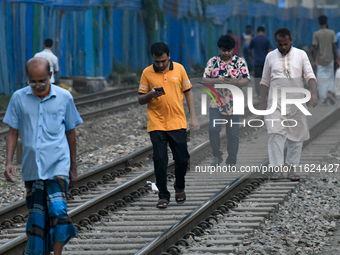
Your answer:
[156,199,169,209]
[175,190,186,204]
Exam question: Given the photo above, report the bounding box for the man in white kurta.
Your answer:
[260,28,318,180]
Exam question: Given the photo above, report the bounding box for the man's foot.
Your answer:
[327,91,336,105]
[156,199,169,209]
[175,191,186,204]
[287,172,300,182]
[174,187,186,204]
[270,172,285,181]
[226,162,236,167]
[321,100,328,106]
[211,157,223,166]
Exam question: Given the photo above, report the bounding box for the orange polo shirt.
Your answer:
[138,61,192,132]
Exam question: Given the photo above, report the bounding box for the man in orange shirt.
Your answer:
[138,42,200,209]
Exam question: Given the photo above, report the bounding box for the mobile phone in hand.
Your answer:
[154,87,165,94]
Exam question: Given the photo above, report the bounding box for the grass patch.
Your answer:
[0,95,12,112]
[0,183,10,188]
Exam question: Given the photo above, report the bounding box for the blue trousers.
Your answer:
[209,108,240,164]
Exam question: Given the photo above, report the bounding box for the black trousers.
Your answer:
[254,65,264,96]
[149,129,190,201]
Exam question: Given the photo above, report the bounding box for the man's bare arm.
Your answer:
[4,128,19,182]
[66,129,77,188]
[307,78,318,107]
[311,45,318,70]
[260,84,269,111]
[138,89,164,105]
[332,42,340,67]
[184,90,200,131]
[202,77,249,88]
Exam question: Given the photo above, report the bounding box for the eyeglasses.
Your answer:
[27,81,48,87]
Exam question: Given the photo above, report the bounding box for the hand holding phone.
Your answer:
[154,87,165,94]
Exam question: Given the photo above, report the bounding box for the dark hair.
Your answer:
[274,27,292,41]
[227,29,233,34]
[257,26,265,33]
[150,42,169,56]
[217,35,235,51]
[318,15,327,26]
[44,38,53,48]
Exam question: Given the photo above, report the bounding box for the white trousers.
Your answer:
[268,134,303,166]
[317,61,335,103]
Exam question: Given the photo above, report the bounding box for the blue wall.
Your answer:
[1,0,340,94]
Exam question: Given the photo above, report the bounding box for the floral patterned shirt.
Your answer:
[203,55,250,115]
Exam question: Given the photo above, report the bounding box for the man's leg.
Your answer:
[209,108,223,165]
[317,62,334,103]
[268,133,286,179]
[268,133,286,166]
[225,115,240,165]
[150,131,170,201]
[285,139,303,181]
[168,129,190,191]
[285,139,303,166]
[46,176,77,255]
[254,65,264,97]
[25,180,50,255]
[53,242,63,255]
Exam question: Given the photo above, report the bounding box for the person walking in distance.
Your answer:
[3,57,82,254]
[227,29,242,57]
[248,26,273,97]
[260,28,318,181]
[138,42,200,209]
[242,25,253,73]
[312,15,340,105]
[34,38,59,84]
[202,35,250,167]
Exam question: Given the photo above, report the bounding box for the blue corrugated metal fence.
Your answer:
[1,0,340,94]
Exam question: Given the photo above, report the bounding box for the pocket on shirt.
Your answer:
[44,113,62,134]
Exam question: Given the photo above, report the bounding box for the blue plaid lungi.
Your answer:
[25,175,77,255]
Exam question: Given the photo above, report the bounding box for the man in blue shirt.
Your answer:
[3,57,83,255]
[336,31,340,56]
[248,26,273,97]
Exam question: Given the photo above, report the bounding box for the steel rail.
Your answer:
[0,97,262,224]
[1,104,338,254]
[0,112,259,255]
[73,85,138,103]
[136,105,340,255]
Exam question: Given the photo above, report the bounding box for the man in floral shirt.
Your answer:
[202,34,250,166]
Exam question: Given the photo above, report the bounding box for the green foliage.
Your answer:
[0,95,11,111]
[112,63,128,74]
[141,0,165,51]
[121,75,139,85]
[192,63,205,74]
[103,0,113,28]
[0,183,9,188]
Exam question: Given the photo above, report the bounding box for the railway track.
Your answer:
[0,86,140,137]
[0,101,339,254]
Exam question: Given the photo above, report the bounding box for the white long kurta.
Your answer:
[260,47,316,141]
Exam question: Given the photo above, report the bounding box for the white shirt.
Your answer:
[34,49,59,83]
[260,47,316,141]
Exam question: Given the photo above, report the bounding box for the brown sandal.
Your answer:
[270,172,284,181]
[287,173,300,182]
[156,199,169,209]
[175,191,186,204]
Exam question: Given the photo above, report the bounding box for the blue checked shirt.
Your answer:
[3,85,83,181]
